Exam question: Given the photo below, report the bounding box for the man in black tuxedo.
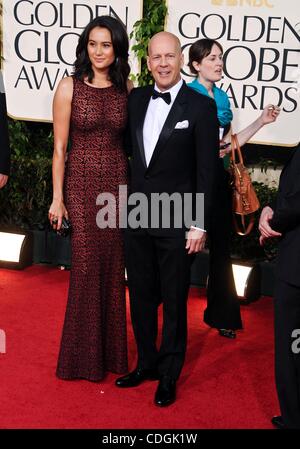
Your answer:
[116,32,219,406]
[0,73,10,189]
[259,147,300,429]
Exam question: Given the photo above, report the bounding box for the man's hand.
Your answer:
[185,228,206,254]
[258,206,281,246]
[0,174,8,189]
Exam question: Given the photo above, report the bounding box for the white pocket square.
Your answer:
[175,120,189,129]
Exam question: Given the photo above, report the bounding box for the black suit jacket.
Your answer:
[125,81,220,236]
[270,147,300,286]
[0,92,11,176]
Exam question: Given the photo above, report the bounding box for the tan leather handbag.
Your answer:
[229,134,260,236]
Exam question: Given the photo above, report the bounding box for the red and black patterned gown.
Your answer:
[56,78,128,381]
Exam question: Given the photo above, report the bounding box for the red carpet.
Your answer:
[0,265,279,429]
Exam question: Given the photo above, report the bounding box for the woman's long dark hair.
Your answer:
[74,16,130,91]
[188,39,223,75]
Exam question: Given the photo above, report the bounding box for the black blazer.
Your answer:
[270,147,300,286]
[0,92,11,176]
[125,81,220,236]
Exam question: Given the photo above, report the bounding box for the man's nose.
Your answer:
[159,57,168,66]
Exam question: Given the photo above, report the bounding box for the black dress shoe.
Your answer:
[271,416,286,429]
[218,329,236,339]
[115,368,158,388]
[154,376,176,407]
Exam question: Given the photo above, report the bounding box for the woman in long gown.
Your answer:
[48,16,132,381]
[188,39,280,338]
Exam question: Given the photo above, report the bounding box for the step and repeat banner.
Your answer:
[2,0,142,121]
[2,0,300,145]
[166,0,300,145]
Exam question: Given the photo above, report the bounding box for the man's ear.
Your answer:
[146,55,151,72]
[180,53,184,69]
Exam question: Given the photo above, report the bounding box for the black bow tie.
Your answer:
[152,90,171,105]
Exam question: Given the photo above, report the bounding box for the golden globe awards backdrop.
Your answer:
[2,0,142,121]
[166,0,300,145]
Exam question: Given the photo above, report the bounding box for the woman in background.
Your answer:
[49,16,132,380]
[188,39,280,338]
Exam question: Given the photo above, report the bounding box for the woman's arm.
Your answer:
[48,76,73,230]
[127,79,134,94]
[222,104,280,149]
[0,91,10,188]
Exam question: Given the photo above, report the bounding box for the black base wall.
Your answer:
[32,231,275,297]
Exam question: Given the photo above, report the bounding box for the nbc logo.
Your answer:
[211,0,274,7]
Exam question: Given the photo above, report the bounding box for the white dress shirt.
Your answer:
[142,79,205,233]
[143,79,183,167]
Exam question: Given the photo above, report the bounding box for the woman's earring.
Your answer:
[115,57,119,64]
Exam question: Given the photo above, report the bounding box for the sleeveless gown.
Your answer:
[56,78,128,381]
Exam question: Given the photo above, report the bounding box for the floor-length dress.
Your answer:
[205,166,243,330]
[56,78,128,381]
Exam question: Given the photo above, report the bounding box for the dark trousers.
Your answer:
[125,230,193,380]
[205,170,242,330]
[274,278,300,429]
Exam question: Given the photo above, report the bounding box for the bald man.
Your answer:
[116,32,219,406]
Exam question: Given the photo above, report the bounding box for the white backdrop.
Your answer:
[166,0,300,145]
[2,0,142,121]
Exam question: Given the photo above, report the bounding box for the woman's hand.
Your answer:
[219,140,231,158]
[260,104,281,125]
[48,199,68,231]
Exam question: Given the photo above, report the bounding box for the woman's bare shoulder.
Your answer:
[55,76,74,101]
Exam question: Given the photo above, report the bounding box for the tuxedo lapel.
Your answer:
[135,88,152,168]
[147,83,188,172]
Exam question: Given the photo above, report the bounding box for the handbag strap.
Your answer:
[231,133,244,165]
[233,214,256,236]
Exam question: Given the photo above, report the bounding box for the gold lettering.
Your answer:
[211,0,224,5]
[212,0,274,6]
[264,0,274,7]
[240,0,253,6]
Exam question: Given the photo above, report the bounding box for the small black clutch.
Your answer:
[57,217,71,237]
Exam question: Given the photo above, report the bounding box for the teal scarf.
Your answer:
[188,78,233,127]
[188,78,233,169]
